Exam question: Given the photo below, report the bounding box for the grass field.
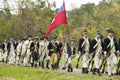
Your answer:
[0,63,120,80]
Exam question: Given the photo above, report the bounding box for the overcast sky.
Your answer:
[0,0,102,13]
[49,0,102,10]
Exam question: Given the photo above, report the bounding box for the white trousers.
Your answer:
[39,51,50,66]
[23,49,31,66]
[39,52,47,62]
[2,51,8,61]
[93,53,102,69]
[107,52,117,75]
[82,52,89,68]
[68,55,75,64]
[16,55,19,64]
[8,51,16,64]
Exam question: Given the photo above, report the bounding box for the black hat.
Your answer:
[70,40,75,43]
[96,29,101,35]
[28,35,32,38]
[22,38,26,41]
[105,28,114,33]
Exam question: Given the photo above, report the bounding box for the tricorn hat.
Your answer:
[70,40,75,44]
[105,28,114,33]
[96,29,101,35]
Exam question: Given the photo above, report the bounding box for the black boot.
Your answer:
[51,64,55,70]
[42,61,44,68]
[84,68,89,74]
[46,60,50,69]
[2,59,4,63]
[35,64,37,68]
[93,68,96,75]
[31,62,34,67]
[54,63,58,70]
[96,69,102,76]
[68,63,73,72]
[62,66,66,70]
[70,64,73,72]
[82,68,85,73]
[68,64,71,72]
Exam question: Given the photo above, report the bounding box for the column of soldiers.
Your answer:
[77,28,120,76]
[0,28,120,76]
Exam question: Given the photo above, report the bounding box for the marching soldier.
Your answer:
[59,37,68,70]
[14,39,18,64]
[21,35,33,66]
[30,37,39,67]
[7,38,16,65]
[116,38,120,75]
[24,35,33,66]
[1,39,8,63]
[67,40,76,72]
[78,29,92,74]
[39,36,49,68]
[48,36,59,70]
[16,39,25,65]
[91,30,103,76]
[103,28,119,76]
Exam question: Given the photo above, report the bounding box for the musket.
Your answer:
[76,52,82,69]
[64,55,75,67]
[100,43,115,73]
[76,40,86,69]
[76,48,84,69]
[88,40,101,71]
[88,53,95,71]
[19,43,23,57]
[100,56,107,73]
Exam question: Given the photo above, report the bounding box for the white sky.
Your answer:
[49,0,102,10]
[0,0,102,13]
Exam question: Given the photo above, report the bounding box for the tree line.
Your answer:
[0,0,120,42]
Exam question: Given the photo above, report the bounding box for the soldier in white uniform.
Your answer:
[30,37,39,67]
[39,36,49,68]
[67,40,76,72]
[104,28,119,76]
[1,39,8,63]
[78,30,92,74]
[16,39,24,65]
[91,31,103,76]
[8,38,16,65]
[59,37,68,70]
[19,38,27,65]
[22,35,33,66]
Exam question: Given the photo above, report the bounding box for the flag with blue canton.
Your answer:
[57,4,65,13]
[45,1,67,37]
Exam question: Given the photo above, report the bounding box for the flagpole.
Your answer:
[63,0,71,43]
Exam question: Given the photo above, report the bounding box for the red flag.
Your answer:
[45,2,67,37]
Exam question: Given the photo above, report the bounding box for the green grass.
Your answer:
[0,63,120,80]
